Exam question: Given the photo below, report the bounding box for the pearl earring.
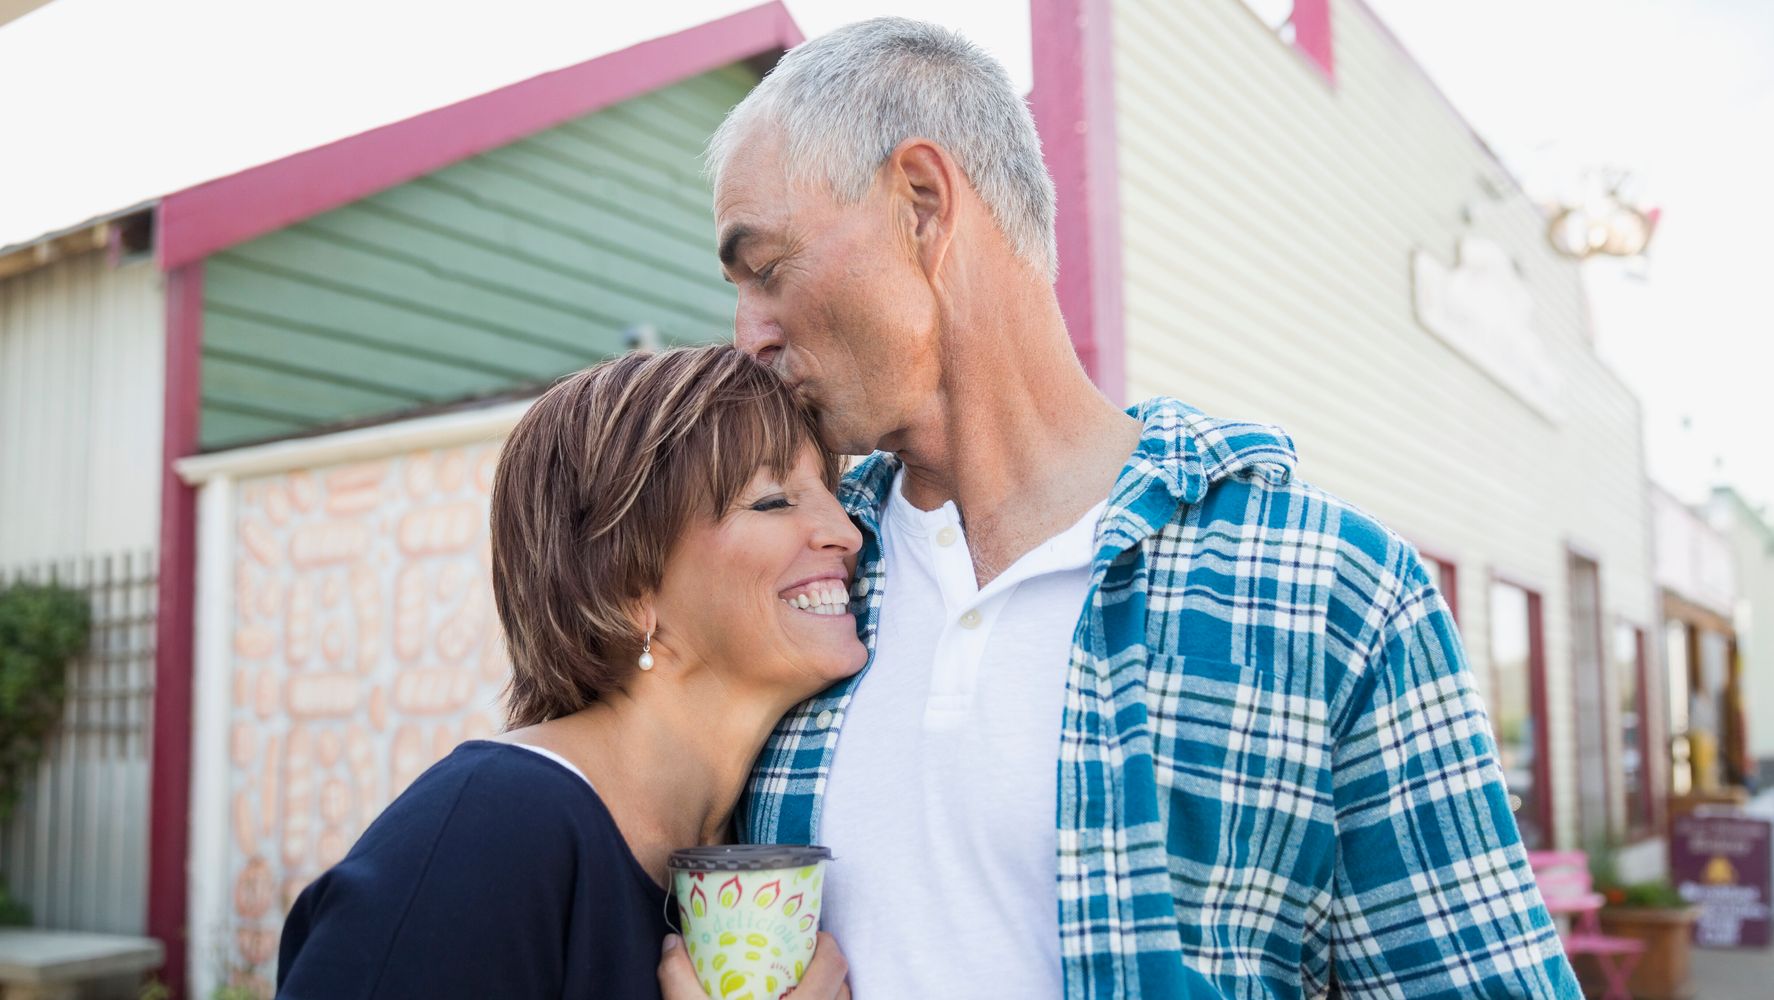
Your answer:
[638,629,655,671]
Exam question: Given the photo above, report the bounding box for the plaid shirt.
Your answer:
[740,397,1581,999]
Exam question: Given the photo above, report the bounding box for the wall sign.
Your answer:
[1412,236,1564,422]
[1671,812,1773,949]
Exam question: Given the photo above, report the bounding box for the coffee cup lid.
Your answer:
[667,844,833,872]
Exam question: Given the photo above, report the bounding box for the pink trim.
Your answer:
[1291,0,1335,81]
[1617,620,1655,839]
[1567,548,1614,842]
[1490,571,1555,848]
[147,263,203,997]
[1414,545,1460,624]
[157,2,803,269]
[1029,0,1125,403]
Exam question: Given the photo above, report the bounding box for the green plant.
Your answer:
[0,873,30,926]
[0,580,91,822]
[1588,841,1691,909]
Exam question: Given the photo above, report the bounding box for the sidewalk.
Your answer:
[1690,943,1774,998]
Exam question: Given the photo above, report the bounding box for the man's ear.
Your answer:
[888,138,959,279]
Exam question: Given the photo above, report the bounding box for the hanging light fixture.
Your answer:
[1547,173,1660,260]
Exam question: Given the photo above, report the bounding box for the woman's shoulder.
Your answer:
[354,741,607,859]
[377,737,599,822]
[279,742,661,997]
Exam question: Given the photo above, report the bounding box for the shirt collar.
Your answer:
[836,397,1297,554]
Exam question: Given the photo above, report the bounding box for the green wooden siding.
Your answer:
[200,64,755,449]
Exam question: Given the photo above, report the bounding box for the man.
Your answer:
[706,17,1581,999]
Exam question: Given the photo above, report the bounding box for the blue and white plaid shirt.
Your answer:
[740,397,1581,999]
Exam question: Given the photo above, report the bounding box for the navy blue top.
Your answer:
[277,741,668,999]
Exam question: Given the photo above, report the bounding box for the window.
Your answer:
[1239,0,1297,39]
[1666,620,1693,796]
[1487,579,1550,848]
[1234,0,1335,79]
[1614,623,1653,837]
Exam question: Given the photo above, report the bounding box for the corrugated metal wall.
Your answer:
[1109,0,1657,848]
[0,253,165,564]
[0,250,164,933]
[200,64,756,449]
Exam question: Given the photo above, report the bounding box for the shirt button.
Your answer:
[851,576,870,599]
[815,709,835,729]
[936,526,958,547]
[958,609,982,629]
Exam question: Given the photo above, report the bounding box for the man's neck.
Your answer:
[889,292,1141,587]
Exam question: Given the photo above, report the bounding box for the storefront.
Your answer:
[1655,485,1744,805]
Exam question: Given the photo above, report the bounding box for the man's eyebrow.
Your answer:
[717,225,754,269]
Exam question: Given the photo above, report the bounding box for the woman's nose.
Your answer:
[812,496,862,555]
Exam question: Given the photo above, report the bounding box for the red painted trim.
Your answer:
[1412,543,1460,623]
[157,2,803,269]
[1028,0,1126,403]
[1487,572,1554,848]
[147,263,203,998]
[1291,0,1336,81]
[1621,622,1655,839]
[1525,587,1555,848]
[1566,549,1613,841]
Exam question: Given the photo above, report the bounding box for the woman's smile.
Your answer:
[778,575,853,618]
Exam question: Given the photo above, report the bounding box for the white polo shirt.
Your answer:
[818,469,1106,997]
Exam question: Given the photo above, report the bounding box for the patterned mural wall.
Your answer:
[221,439,509,991]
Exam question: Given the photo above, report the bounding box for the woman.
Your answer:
[277,345,861,999]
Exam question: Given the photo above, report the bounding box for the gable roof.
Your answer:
[158,2,800,269]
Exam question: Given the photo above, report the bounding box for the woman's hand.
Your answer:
[658,931,851,999]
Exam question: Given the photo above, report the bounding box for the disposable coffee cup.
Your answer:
[667,844,832,1000]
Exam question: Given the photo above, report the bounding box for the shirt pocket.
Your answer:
[1146,654,1330,822]
[1147,655,1333,960]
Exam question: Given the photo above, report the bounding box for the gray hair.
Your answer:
[706,17,1057,281]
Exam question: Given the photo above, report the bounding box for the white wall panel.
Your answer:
[1111,0,1658,848]
[0,252,164,566]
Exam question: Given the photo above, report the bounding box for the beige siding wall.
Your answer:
[0,253,164,566]
[1110,0,1656,847]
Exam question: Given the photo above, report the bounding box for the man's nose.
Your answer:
[733,292,784,364]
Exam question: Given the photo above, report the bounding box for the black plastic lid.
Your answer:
[667,844,833,872]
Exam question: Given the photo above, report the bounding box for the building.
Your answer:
[0,0,1740,996]
[1033,0,1666,855]
[0,5,799,994]
[1708,486,1774,784]
[1651,485,1740,807]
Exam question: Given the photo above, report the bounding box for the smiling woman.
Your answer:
[489,344,849,726]
[276,343,863,1000]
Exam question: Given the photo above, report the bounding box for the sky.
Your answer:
[0,0,1030,253]
[1363,0,1774,513]
[0,0,1765,512]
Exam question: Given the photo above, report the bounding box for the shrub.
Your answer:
[0,580,91,823]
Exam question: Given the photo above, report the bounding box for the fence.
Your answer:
[0,550,157,933]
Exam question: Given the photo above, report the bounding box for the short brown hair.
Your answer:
[490,345,839,728]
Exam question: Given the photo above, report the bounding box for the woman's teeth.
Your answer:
[781,587,848,616]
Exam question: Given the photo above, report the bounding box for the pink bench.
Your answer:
[1527,850,1645,999]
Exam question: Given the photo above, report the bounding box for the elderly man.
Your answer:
[704,17,1581,1000]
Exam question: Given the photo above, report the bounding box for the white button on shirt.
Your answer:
[818,470,1107,999]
